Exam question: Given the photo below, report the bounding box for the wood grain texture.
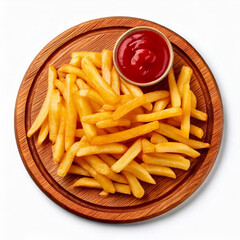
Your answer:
[14,17,223,223]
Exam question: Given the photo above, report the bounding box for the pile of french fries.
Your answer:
[27,49,210,198]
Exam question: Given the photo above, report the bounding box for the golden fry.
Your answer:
[135,107,182,122]
[155,142,200,158]
[49,89,61,143]
[111,139,142,173]
[142,154,190,170]
[76,143,127,157]
[96,118,131,129]
[141,163,176,178]
[181,82,191,138]
[27,65,56,137]
[52,104,66,162]
[68,165,91,176]
[177,66,193,97]
[76,78,90,90]
[69,56,82,68]
[65,74,77,150]
[81,112,112,124]
[37,118,49,145]
[168,68,181,107]
[90,121,159,145]
[150,132,168,144]
[123,171,144,198]
[102,49,113,84]
[152,98,170,112]
[59,64,86,80]
[111,66,120,95]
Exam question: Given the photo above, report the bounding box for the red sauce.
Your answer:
[117,30,170,84]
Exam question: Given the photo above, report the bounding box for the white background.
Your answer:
[1,0,240,239]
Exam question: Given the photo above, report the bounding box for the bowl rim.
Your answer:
[113,26,174,87]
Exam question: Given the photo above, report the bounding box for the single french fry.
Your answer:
[84,155,111,176]
[74,93,97,139]
[72,177,102,188]
[120,79,152,111]
[142,154,190,170]
[68,165,91,176]
[59,64,86,81]
[123,171,144,198]
[69,56,82,68]
[27,65,56,137]
[112,91,169,120]
[168,68,181,107]
[111,66,120,95]
[49,89,61,143]
[75,129,84,138]
[155,142,200,158]
[90,121,159,145]
[181,82,191,138]
[75,159,115,193]
[81,57,119,104]
[149,152,188,161]
[190,90,197,109]
[54,79,66,99]
[135,107,182,122]
[79,89,106,105]
[102,49,113,84]
[37,118,49,145]
[142,139,155,153]
[177,66,193,97]
[156,122,210,149]
[81,112,112,124]
[96,118,131,129]
[111,139,142,173]
[65,74,77,150]
[52,104,66,162]
[191,108,208,121]
[76,143,127,157]
[152,98,170,112]
[150,132,168,144]
[76,78,90,90]
[71,52,102,69]
[141,163,176,179]
[57,139,89,177]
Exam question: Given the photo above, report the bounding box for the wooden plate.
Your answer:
[15,17,223,223]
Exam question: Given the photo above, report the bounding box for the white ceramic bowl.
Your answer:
[113,26,174,87]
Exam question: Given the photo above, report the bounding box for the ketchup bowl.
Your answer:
[113,26,174,87]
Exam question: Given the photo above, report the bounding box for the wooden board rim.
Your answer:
[14,16,223,223]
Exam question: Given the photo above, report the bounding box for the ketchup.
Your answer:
[117,30,170,84]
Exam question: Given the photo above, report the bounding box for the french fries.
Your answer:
[102,49,113,84]
[81,57,119,104]
[27,50,210,199]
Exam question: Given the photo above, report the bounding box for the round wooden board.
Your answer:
[15,17,223,223]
